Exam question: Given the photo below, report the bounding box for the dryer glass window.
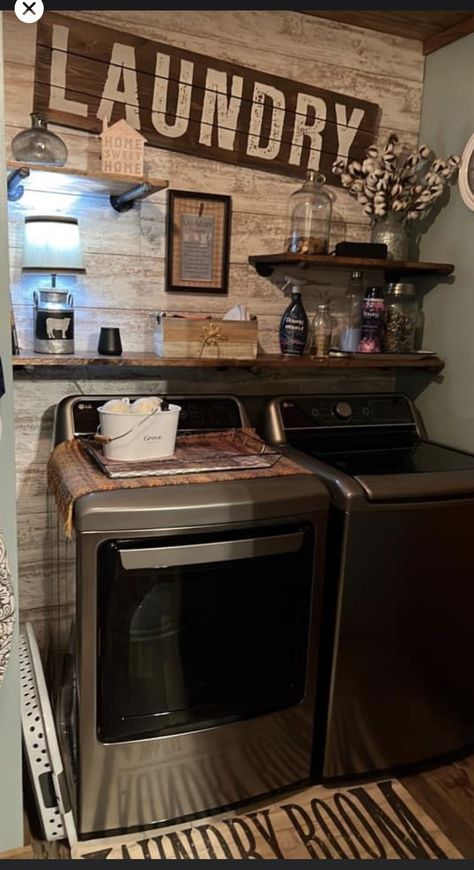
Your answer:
[97,524,315,742]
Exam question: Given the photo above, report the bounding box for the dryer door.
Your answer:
[96,523,315,742]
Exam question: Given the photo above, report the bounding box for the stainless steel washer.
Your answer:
[265,392,474,780]
[51,394,328,838]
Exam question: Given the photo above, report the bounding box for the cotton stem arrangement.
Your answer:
[332,134,460,224]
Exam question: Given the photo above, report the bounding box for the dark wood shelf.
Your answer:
[6,161,168,203]
[11,351,444,373]
[248,252,455,279]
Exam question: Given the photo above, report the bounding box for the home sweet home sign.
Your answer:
[33,13,381,181]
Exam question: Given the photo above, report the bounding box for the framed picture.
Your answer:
[166,191,231,294]
[459,131,474,211]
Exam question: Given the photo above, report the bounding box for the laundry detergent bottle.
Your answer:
[279,278,308,356]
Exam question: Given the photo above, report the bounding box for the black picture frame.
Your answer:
[166,190,232,294]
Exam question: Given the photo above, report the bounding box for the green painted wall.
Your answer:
[0,13,23,853]
[416,33,474,449]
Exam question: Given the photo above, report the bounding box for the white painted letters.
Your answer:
[199,69,243,150]
[152,53,194,139]
[247,83,285,161]
[289,93,327,170]
[335,104,366,161]
[97,43,141,129]
[49,25,88,117]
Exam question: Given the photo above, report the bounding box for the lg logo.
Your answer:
[14,0,44,23]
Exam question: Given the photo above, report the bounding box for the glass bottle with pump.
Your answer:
[311,304,332,358]
[279,278,308,356]
[341,270,364,352]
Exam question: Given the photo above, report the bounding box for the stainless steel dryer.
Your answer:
[50,394,328,838]
[265,392,474,781]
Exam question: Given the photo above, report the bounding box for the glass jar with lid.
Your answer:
[382,282,418,353]
[286,171,332,255]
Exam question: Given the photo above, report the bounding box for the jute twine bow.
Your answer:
[199,323,228,357]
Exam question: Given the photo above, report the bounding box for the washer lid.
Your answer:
[350,441,474,500]
[356,467,474,501]
[320,440,474,477]
[289,441,474,504]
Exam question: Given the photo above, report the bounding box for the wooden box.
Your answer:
[154,314,258,360]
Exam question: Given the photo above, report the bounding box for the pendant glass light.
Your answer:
[12,113,68,166]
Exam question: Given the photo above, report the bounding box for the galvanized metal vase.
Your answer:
[372,212,409,261]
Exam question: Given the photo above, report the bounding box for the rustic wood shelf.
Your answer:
[11,351,444,373]
[248,252,455,280]
[7,161,168,203]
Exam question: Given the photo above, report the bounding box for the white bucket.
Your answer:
[97,398,181,461]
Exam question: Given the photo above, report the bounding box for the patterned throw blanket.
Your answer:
[0,531,15,686]
[47,431,312,539]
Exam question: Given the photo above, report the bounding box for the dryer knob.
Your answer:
[334,401,352,420]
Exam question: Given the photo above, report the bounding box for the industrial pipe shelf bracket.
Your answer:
[109,182,155,213]
[7,166,30,202]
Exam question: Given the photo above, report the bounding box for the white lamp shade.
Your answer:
[22,216,85,272]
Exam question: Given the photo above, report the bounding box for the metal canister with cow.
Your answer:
[33,289,74,354]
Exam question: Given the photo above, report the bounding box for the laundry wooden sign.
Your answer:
[33,13,380,181]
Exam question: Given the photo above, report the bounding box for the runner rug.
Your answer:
[71,779,462,860]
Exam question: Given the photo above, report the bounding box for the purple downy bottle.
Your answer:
[358,287,385,353]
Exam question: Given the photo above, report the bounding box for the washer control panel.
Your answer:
[279,394,415,430]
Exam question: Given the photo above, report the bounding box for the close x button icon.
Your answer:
[14,0,44,23]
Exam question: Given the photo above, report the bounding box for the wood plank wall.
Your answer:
[3,11,424,635]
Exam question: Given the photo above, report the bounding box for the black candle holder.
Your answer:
[97,327,122,356]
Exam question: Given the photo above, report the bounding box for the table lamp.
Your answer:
[22,215,85,354]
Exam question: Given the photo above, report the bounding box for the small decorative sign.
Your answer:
[166,191,231,294]
[100,118,146,177]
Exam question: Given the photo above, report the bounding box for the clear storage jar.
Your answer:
[286,171,332,255]
[382,283,418,353]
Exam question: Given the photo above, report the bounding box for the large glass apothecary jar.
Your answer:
[382,282,418,353]
[286,171,332,255]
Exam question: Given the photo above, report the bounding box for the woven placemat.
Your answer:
[47,430,312,539]
[71,779,462,860]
